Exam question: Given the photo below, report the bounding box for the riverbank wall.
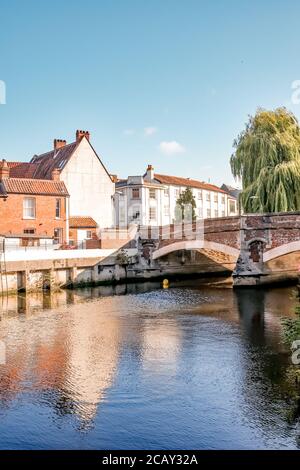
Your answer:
[1,238,299,295]
[0,246,235,295]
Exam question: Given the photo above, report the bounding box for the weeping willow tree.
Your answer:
[231,107,300,213]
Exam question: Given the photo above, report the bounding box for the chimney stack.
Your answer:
[54,139,66,150]
[146,164,154,180]
[51,168,60,181]
[76,130,90,143]
[110,174,118,183]
[0,159,9,180]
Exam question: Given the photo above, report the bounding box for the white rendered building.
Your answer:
[114,165,238,227]
[30,130,115,240]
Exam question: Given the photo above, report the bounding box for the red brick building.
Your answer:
[0,160,69,247]
[69,216,99,248]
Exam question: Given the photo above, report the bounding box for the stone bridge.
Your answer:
[138,212,300,286]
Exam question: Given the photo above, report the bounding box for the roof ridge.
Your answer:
[34,140,77,159]
[0,178,69,196]
[155,172,221,185]
[7,176,65,184]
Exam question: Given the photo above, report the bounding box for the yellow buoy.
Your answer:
[162,279,169,289]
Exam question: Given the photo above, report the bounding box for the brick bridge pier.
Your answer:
[139,212,300,286]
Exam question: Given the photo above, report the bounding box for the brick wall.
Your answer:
[0,194,67,241]
[147,213,300,253]
[69,227,98,244]
[152,218,241,250]
[242,213,300,251]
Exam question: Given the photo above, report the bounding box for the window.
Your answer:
[132,188,140,199]
[86,231,92,239]
[198,191,202,200]
[149,188,156,199]
[23,228,35,234]
[229,200,236,213]
[198,207,203,218]
[207,209,211,218]
[55,199,61,218]
[164,205,169,216]
[130,204,141,221]
[119,206,125,223]
[21,238,39,247]
[221,196,225,204]
[53,228,63,244]
[23,197,36,219]
[149,207,156,221]
[222,210,225,217]
[206,193,211,202]
[214,209,219,218]
[164,188,169,196]
[175,188,180,198]
[214,194,218,203]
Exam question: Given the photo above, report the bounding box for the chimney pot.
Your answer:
[0,159,9,180]
[145,164,154,180]
[76,130,90,142]
[54,139,67,150]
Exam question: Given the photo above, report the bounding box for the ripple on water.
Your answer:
[0,284,298,449]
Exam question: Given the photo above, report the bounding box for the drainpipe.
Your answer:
[65,197,70,244]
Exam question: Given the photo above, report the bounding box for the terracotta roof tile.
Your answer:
[154,174,227,194]
[0,178,69,196]
[7,162,23,168]
[69,216,97,228]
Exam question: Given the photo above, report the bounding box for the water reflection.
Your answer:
[235,289,265,345]
[0,282,299,449]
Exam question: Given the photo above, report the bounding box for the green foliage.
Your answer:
[116,249,130,265]
[282,366,300,423]
[281,301,300,346]
[281,317,300,345]
[231,107,300,213]
[280,294,300,422]
[175,188,196,222]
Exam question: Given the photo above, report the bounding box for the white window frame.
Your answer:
[149,207,157,221]
[132,188,140,199]
[149,188,156,199]
[23,197,36,219]
[55,198,61,219]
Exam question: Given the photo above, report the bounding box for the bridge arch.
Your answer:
[263,241,300,262]
[152,240,240,260]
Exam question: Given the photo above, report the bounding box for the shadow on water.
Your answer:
[234,288,266,346]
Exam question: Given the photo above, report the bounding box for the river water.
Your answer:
[0,281,299,450]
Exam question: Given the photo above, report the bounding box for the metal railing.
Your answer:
[4,243,58,252]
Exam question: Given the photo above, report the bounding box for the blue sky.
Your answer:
[1,0,300,186]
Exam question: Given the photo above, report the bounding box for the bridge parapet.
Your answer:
[138,212,300,286]
[241,212,300,252]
